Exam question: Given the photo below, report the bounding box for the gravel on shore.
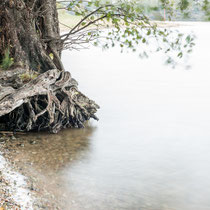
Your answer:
[0,143,33,210]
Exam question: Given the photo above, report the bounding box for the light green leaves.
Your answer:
[60,0,197,66]
[0,48,14,70]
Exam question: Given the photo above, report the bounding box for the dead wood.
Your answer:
[0,69,99,133]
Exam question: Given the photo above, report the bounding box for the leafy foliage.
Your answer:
[19,71,39,83]
[0,48,14,70]
[159,0,210,20]
[58,0,203,65]
[178,0,190,11]
[202,0,210,20]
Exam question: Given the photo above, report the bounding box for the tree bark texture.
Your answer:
[0,0,99,133]
[0,0,64,71]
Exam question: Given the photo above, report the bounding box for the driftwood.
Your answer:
[0,69,99,133]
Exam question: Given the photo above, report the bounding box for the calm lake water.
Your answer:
[61,22,210,210]
[2,22,210,209]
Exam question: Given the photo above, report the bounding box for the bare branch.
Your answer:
[60,4,113,41]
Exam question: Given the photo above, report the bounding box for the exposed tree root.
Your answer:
[0,1,99,134]
[0,69,99,133]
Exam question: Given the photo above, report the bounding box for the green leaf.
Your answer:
[177,52,183,58]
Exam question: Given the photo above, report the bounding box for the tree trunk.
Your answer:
[0,0,63,71]
[0,0,99,133]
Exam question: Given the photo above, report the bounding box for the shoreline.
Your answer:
[0,20,209,209]
[0,133,68,210]
[0,143,33,209]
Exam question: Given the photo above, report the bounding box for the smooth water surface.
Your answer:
[3,22,210,210]
[61,22,210,210]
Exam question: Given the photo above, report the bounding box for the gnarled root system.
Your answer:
[0,69,99,133]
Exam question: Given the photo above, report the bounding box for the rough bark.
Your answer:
[0,0,99,133]
[0,0,63,72]
[0,69,99,133]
